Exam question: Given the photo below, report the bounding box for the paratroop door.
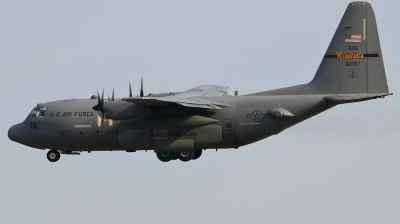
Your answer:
[222,119,235,145]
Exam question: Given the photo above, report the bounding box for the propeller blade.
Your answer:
[112,88,114,101]
[129,82,132,97]
[92,89,104,113]
[93,88,107,128]
[101,89,104,104]
[140,77,144,97]
[97,89,101,104]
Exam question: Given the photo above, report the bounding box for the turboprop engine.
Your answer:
[119,115,218,130]
[92,79,153,127]
[103,101,152,120]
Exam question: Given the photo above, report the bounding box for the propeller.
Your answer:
[93,78,144,128]
[108,88,115,127]
[92,89,105,128]
[140,77,144,97]
[129,82,132,97]
[129,78,143,97]
[107,88,114,102]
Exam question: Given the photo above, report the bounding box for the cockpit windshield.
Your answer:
[31,106,46,118]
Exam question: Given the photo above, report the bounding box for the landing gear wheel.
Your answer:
[47,150,60,162]
[171,153,179,160]
[178,151,195,162]
[157,152,173,162]
[192,149,203,160]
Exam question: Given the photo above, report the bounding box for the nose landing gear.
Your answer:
[47,150,60,162]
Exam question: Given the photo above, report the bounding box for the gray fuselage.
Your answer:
[9,94,334,152]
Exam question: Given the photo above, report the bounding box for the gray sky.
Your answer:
[1,1,399,223]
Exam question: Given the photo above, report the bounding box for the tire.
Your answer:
[47,150,60,162]
[156,152,173,162]
[171,153,179,160]
[192,149,202,160]
[178,151,195,162]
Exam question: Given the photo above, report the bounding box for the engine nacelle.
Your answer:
[103,101,152,120]
[119,115,218,130]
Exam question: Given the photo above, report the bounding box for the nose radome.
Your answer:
[8,123,26,144]
[8,126,15,141]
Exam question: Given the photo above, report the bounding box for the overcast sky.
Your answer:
[1,1,399,223]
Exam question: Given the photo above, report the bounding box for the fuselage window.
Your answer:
[31,106,46,118]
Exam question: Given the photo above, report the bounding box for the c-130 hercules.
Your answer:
[8,2,392,162]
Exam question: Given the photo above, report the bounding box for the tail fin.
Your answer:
[311,1,388,94]
[251,2,389,96]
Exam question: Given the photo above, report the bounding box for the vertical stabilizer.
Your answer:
[249,2,389,96]
[309,1,388,94]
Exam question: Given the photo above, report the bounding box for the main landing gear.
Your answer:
[45,149,203,162]
[156,149,202,162]
[47,150,60,162]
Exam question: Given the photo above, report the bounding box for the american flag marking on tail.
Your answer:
[345,34,361,43]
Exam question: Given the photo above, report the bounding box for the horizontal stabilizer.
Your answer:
[325,93,392,103]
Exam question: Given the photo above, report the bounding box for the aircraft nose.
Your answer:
[8,123,26,144]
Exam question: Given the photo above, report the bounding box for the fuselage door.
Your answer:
[222,119,236,146]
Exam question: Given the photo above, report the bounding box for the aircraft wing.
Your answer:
[122,85,233,109]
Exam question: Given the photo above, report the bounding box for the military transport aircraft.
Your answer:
[8,2,392,162]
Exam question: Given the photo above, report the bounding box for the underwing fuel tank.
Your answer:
[119,115,219,130]
[103,101,152,120]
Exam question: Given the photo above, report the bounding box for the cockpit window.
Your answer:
[31,106,46,118]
